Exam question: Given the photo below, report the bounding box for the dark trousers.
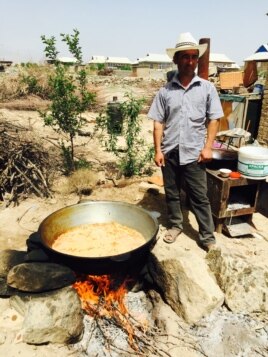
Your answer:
[161,146,215,246]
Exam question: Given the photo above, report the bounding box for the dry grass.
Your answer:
[0,65,52,101]
[0,95,50,111]
[68,169,100,195]
[0,66,103,111]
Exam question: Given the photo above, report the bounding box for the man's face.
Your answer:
[175,49,199,74]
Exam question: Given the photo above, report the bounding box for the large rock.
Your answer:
[147,243,224,324]
[206,248,268,313]
[10,286,84,344]
[7,262,76,292]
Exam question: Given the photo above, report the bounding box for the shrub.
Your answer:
[95,93,154,177]
[40,29,96,174]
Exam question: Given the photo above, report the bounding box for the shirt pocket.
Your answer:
[189,96,207,120]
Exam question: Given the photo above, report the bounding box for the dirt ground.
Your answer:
[0,88,268,356]
[0,105,267,259]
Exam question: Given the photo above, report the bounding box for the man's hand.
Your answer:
[198,147,213,163]
[155,151,165,167]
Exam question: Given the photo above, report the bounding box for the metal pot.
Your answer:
[38,201,159,274]
[212,148,238,161]
[206,148,238,170]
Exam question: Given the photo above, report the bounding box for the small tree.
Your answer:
[96,93,154,177]
[40,29,95,173]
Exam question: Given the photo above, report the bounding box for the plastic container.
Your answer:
[253,84,264,95]
[238,146,268,179]
[229,171,241,179]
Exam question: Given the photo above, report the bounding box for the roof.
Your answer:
[106,57,132,64]
[0,60,13,64]
[209,53,235,64]
[89,55,106,64]
[244,44,268,62]
[89,56,132,65]
[137,53,172,64]
[57,56,79,63]
[245,52,268,61]
[136,53,237,66]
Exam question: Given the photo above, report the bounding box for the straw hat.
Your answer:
[166,32,207,59]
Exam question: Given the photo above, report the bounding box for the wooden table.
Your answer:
[206,169,260,234]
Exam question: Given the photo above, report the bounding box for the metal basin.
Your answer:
[206,149,238,170]
[38,201,159,274]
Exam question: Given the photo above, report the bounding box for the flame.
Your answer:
[73,274,128,315]
[73,274,139,348]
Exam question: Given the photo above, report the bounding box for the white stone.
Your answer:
[206,248,268,313]
[148,242,224,323]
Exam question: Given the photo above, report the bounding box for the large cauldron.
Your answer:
[38,201,159,274]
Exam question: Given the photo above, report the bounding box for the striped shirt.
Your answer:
[148,73,223,164]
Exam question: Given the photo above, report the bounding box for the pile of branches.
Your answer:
[0,120,52,206]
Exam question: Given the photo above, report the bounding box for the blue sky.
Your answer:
[1,0,267,65]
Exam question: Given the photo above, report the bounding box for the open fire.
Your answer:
[73,274,149,351]
[73,274,129,315]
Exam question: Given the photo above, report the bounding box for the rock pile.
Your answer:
[0,237,267,357]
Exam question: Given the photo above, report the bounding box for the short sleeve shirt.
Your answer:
[148,73,224,165]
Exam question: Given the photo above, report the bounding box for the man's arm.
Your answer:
[198,119,220,162]
[153,120,165,167]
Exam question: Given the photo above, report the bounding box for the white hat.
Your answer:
[166,32,207,59]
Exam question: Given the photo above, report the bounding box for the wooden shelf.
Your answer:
[206,169,260,234]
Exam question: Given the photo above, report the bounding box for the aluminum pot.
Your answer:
[38,200,159,274]
[206,148,238,170]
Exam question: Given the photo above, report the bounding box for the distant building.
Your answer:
[244,44,268,62]
[88,56,132,69]
[244,44,268,72]
[0,60,13,72]
[88,56,106,65]
[57,57,79,64]
[209,53,240,76]
[132,53,173,78]
[134,53,172,69]
[105,57,132,69]
[46,57,79,65]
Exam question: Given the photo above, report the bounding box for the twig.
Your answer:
[13,163,44,197]
[253,348,268,357]
[17,205,38,223]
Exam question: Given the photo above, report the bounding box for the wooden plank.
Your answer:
[219,71,243,90]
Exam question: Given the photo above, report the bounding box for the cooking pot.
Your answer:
[38,201,159,274]
[206,148,238,170]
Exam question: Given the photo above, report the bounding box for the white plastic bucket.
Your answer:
[238,146,268,179]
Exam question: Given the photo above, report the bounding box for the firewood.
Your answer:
[0,119,52,206]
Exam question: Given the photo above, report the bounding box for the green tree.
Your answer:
[40,29,95,173]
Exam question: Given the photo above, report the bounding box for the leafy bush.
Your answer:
[95,93,154,177]
[120,65,132,71]
[20,75,44,97]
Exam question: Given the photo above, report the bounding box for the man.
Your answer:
[148,32,223,251]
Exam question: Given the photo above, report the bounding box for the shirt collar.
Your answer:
[171,71,201,88]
